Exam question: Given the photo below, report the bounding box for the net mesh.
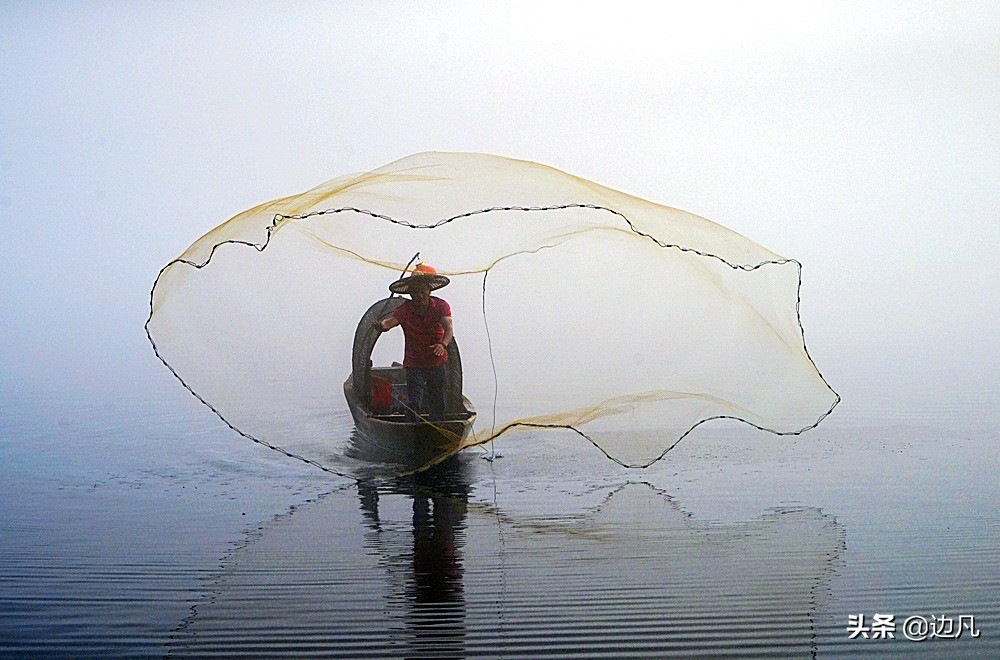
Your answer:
[146,152,839,475]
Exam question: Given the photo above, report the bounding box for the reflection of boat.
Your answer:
[343,297,476,465]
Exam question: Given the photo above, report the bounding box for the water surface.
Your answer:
[1,382,996,657]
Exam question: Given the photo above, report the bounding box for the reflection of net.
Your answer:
[145,152,839,475]
[169,479,843,657]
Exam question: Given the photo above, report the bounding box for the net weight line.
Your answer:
[146,203,840,476]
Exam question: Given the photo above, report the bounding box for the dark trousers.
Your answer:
[405,365,447,422]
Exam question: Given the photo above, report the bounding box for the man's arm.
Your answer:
[441,316,453,346]
[379,316,400,331]
[433,316,454,357]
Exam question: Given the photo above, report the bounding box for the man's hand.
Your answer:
[432,343,447,357]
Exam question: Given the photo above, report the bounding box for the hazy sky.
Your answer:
[1,2,996,419]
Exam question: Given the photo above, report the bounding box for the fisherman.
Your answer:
[378,263,453,422]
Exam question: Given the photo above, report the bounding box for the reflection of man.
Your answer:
[378,263,453,422]
[356,465,469,658]
[412,493,466,603]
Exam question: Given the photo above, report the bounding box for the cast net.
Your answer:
[146,152,839,475]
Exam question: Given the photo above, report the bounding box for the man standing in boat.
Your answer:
[378,263,453,422]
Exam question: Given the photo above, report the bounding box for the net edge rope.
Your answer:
[144,204,841,477]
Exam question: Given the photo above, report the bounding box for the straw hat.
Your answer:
[388,262,450,294]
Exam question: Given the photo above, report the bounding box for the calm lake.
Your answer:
[1,376,996,658]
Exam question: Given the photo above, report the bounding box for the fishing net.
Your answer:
[146,152,838,474]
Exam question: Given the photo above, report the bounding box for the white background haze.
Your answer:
[1,1,996,424]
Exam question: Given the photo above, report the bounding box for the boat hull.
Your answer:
[344,378,476,468]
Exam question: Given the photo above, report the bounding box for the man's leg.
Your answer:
[405,368,428,422]
[426,364,448,421]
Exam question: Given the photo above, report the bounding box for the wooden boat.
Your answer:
[343,297,476,465]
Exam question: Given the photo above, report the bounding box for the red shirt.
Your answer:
[392,297,451,368]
